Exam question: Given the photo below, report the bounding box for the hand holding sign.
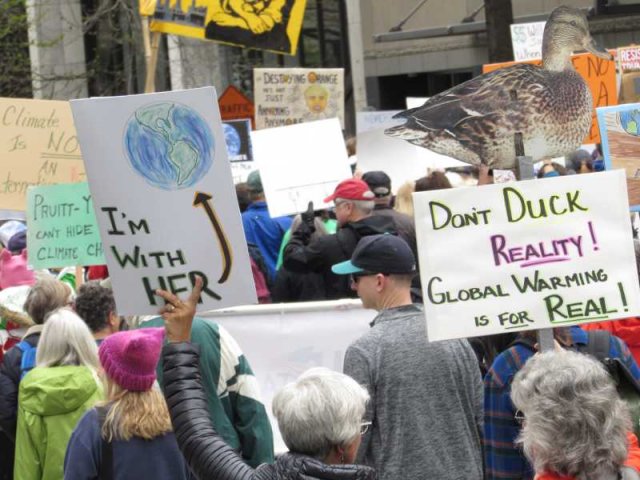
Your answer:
[158,275,203,343]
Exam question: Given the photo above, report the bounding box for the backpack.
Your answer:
[15,340,36,380]
[577,330,640,440]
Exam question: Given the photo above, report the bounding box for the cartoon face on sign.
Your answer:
[124,102,214,190]
[304,85,329,114]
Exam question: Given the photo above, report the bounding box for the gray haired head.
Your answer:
[511,350,630,477]
[272,367,369,459]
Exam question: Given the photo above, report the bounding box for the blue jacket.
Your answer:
[64,408,194,480]
[241,202,291,281]
[484,326,640,480]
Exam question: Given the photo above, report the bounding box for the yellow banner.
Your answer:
[150,0,307,56]
[0,98,86,211]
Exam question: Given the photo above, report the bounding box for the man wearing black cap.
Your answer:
[333,234,483,480]
[361,171,416,257]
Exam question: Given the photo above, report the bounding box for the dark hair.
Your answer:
[537,161,570,178]
[235,183,251,213]
[74,281,116,333]
[414,172,452,192]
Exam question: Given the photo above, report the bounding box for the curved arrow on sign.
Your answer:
[193,191,232,284]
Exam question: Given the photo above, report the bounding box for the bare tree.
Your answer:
[484,0,514,63]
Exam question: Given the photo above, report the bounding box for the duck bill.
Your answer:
[584,37,614,60]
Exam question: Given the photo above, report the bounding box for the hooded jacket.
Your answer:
[162,342,376,480]
[283,215,396,299]
[14,365,102,480]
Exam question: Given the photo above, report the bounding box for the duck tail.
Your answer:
[384,124,424,141]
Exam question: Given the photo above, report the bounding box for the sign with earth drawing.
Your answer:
[150,0,307,56]
[70,87,257,315]
[413,170,640,342]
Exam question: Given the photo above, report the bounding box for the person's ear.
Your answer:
[375,273,386,292]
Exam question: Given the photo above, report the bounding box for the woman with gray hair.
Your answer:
[511,350,640,480]
[158,279,376,480]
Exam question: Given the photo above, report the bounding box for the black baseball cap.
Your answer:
[332,234,416,275]
[362,171,391,198]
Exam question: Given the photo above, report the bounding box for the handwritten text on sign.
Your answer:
[413,171,640,341]
[0,98,86,211]
[483,52,617,144]
[27,182,104,269]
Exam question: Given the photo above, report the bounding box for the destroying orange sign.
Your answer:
[483,52,617,144]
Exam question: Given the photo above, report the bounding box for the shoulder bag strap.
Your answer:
[96,406,113,480]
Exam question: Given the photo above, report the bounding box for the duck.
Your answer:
[385,6,613,170]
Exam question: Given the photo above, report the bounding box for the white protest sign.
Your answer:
[71,87,256,315]
[251,118,352,217]
[510,21,546,61]
[357,128,464,193]
[254,68,344,129]
[199,299,371,453]
[356,110,402,134]
[406,97,428,109]
[414,170,640,341]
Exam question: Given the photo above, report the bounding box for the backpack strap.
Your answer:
[16,340,36,380]
[96,406,113,480]
[580,330,611,361]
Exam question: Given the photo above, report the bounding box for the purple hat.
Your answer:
[99,328,165,391]
[7,231,27,253]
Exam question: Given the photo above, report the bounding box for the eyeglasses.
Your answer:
[514,410,525,424]
[360,421,372,436]
[350,272,387,285]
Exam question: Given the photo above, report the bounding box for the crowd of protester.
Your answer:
[1,144,640,480]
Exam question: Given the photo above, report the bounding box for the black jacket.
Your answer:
[162,343,376,480]
[0,331,40,441]
[282,216,396,300]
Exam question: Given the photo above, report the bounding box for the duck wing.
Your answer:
[393,64,547,133]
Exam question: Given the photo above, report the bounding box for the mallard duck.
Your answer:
[385,6,613,170]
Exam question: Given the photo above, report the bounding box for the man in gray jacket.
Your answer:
[333,234,483,480]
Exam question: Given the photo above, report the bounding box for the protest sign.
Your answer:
[151,0,307,55]
[414,170,640,341]
[483,52,617,144]
[71,87,256,315]
[406,97,428,109]
[356,110,402,134]
[617,46,640,103]
[0,98,86,211]
[219,86,255,127]
[224,119,255,183]
[357,128,464,193]
[597,103,640,211]
[251,118,351,217]
[254,68,344,129]
[510,21,546,61]
[26,182,104,269]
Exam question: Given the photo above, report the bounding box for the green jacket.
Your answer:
[141,317,274,467]
[14,366,102,480]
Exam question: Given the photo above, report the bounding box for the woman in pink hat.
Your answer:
[63,328,194,480]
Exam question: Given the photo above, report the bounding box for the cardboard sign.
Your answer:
[150,0,307,55]
[510,21,546,61]
[26,182,104,269]
[414,170,640,341]
[619,45,640,72]
[617,46,640,103]
[597,104,640,211]
[483,52,618,144]
[356,110,402,134]
[71,87,256,315]
[251,118,351,217]
[219,86,255,127]
[0,98,86,211]
[254,68,344,129]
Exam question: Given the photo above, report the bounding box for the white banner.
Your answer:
[254,68,344,129]
[414,170,640,341]
[251,118,352,217]
[207,299,372,453]
[71,88,256,315]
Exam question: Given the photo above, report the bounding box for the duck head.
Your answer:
[542,6,613,71]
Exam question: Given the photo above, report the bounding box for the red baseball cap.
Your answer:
[324,179,375,203]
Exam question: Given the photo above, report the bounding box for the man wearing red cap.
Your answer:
[282,178,396,299]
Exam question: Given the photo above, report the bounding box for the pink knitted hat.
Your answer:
[99,328,165,391]
[0,249,35,290]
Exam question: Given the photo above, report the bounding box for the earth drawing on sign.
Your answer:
[124,102,214,190]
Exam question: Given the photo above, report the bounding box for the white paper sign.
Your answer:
[71,88,256,315]
[357,129,464,193]
[251,118,352,217]
[414,170,640,341]
[356,110,402,134]
[406,97,428,109]
[510,21,546,61]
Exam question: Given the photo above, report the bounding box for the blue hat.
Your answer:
[332,234,416,275]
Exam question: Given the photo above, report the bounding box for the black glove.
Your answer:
[300,201,316,234]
